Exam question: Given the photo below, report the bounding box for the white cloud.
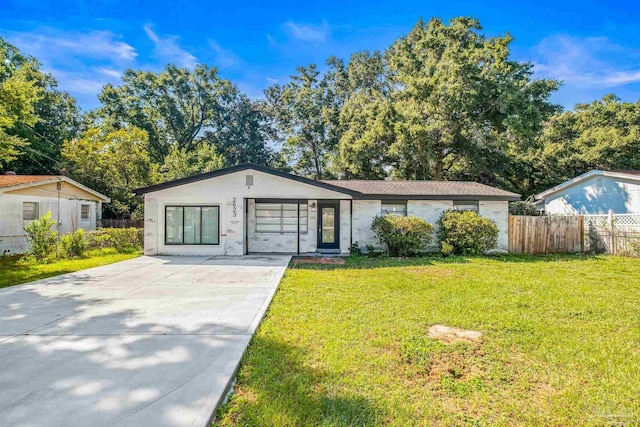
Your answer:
[4,28,135,103]
[283,20,330,43]
[207,40,239,68]
[6,28,137,63]
[143,24,197,68]
[266,77,279,84]
[95,67,122,78]
[533,35,640,87]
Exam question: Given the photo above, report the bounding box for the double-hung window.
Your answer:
[255,202,308,233]
[80,204,91,220]
[23,202,39,221]
[381,200,407,216]
[165,206,219,245]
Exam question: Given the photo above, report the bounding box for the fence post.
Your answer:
[608,209,615,254]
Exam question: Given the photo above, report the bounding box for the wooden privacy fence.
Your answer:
[509,213,640,255]
[509,215,584,254]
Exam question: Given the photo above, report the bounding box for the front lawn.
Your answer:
[217,255,640,426]
[0,249,140,289]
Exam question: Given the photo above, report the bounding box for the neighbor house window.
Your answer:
[80,204,91,220]
[453,201,479,212]
[165,206,219,245]
[381,201,407,216]
[23,202,39,221]
[255,202,308,233]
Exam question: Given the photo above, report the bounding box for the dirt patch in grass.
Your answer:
[428,325,483,344]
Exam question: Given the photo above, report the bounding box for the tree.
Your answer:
[385,17,559,180]
[0,38,43,167]
[97,64,271,169]
[160,142,224,181]
[262,63,342,179]
[335,51,395,179]
[62,126,153,217]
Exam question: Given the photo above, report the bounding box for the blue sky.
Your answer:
[2,0,640,111]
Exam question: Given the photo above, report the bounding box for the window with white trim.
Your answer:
[165,206,219,245]
[255,203,308,233]
[23,202,39,221]
[453,200,479,212]
[381,201,407,216]
[80,204,91,220]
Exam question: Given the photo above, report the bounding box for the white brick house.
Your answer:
[134,164,519,256]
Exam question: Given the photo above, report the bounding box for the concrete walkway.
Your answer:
[0,255,290,427]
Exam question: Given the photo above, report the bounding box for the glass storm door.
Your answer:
[317,202,340,250]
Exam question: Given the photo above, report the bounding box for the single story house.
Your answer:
[134,164,519,256]
[0,173,110,254]
[535,170,640,215]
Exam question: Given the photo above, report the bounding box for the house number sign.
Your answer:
[232,197,237,217]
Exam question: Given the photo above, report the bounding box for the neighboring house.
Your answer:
[133,163,519,256]
[535,170,640,215]
[0,173,110,254]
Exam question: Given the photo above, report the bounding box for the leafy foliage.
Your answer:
[437,210,498,255]
[60,229,87,258]
[86,228,143,252]
[509,200,542,216]
[24,211,58,262]
[62,126,153,217]
[371,215,434,256]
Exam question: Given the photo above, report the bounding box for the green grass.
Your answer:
[0,248,140,289]
[217,254,640,426]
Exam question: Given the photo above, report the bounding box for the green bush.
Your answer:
[371,215,434,257]
[60,229,87,258]
[437,210,498,255]
[24,211,58,262]
[87,228,143,251]
[509,200,541,216]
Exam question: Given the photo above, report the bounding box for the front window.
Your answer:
[255,202,308,233]
[453,201,479,212]
[381,201,407,216]
[23,202,39,221]
[165,206,219,245]
[81,204,91,220]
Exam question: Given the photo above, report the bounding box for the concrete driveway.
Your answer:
[0,255,290,427]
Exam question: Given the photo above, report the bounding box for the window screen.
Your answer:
[165,206,219,245]
[381,201,407,216]
[23,202,39,221]
[255,203,308,233]
[81,204,91,220]
[453,201,479,212]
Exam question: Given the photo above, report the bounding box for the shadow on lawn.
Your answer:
[219,335,386,425]
[289,253,601,270]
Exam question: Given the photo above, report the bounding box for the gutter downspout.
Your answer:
[349,199,353,250]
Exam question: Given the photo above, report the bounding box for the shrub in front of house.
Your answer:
[24,211,59,262]
[87,227,143,252]
[371,215,434,257]
[60,229,88,258]
[437,210,498,255]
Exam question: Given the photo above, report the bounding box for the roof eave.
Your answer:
[534,169,640,200]
[133,163,361,197]
[354,193,521,201]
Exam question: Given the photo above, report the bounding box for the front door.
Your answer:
[317,202,340,250]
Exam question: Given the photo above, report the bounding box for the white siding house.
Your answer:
[0,174,110,255]
[134,164,519,256]
[535,170,640,215]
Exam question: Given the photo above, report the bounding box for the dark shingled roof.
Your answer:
[134,163,520,200]
[322,180,521,200]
